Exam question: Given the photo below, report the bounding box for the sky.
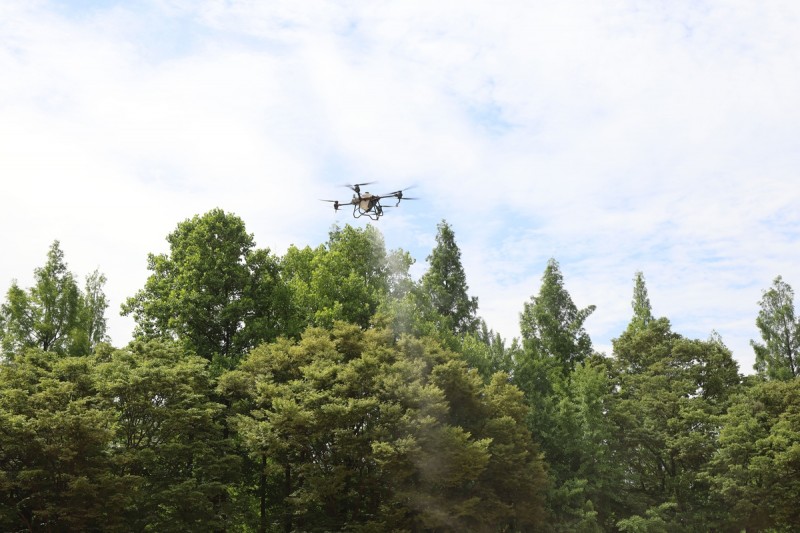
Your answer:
[2,0,800,373]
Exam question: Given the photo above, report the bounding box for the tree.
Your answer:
[519,258,596,376]
[458,320,514,381]
[420,220,479,335]
[225,323,547,531]
[0,349,124,531]
[282,225,406,331]
[706,378,800,531]
[612,319,740,530]
[94,340,243,532]
[630,271,653,333]
[69,270,110,355]
[751,276,799,380]
[0,341,245,532]
[542,356,626,532]
[1,241,107,357]
[122,209,290,365]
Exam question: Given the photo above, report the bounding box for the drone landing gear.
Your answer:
[352,205,382,221]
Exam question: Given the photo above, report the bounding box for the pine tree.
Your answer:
[420,220,478,335]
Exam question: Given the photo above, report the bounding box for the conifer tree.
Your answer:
[519,258,595,375]
[630,271,653,332]
[420,220,478,335]
[611,277,740,530]
[1,241,108,357]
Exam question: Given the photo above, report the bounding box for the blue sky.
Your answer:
[3,0,800,372]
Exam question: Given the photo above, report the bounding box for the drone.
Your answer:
[321,182,417,220]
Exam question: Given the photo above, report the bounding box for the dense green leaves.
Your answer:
[520,258,596,376]
[706,377,800,531]
[226,324,547,531]
[3,214,800,531]
[420,220,479,335]
[121,209,290,364]
[282,225,402,331]
[1,241,108,357]
[751,275,800,380]
[610,277,741,531]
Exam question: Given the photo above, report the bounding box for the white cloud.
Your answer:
[2,0,800,372]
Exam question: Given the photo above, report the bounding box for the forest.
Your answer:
[1,208,798,532]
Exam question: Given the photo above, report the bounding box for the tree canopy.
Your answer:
[751,275,799,380]
[121,209,290,366]
[1,211,797,532]
[1,241,108,357]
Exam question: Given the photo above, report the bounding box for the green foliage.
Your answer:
[95,340,243,531]
[0,340,242,532]
[1,241,108,357]
[5,213,800,531]
[458,321,514,382]
[706,377,800,531]
[0,349,121,531]
[122,209,291,364]
[226,324,547,531]
[630,271,654,334]
[420,220,479,335]
[751,276,800,380]
[282,225,400,331]
[612,317,741,530]
[520,258,596,376]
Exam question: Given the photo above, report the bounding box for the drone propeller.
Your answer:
[382,186,418,205]
[320,199,343,211]
[343,181,376,194]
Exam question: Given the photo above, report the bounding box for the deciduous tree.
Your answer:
[612,316,740,529]
[751,275,799,380]
[122,209,290,365]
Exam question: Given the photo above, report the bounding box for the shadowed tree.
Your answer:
[707,377,800,531]
[611,275,741,531]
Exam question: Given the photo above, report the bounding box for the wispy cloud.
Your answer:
[2,0,799,372]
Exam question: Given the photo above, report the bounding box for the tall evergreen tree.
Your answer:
[519,258,595,375]
[1,241,107,357]
[750,276,799,380]
[420,220,478,335]
[611,279,741,530]
[630,271,653,333]
[514,258,602,528]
